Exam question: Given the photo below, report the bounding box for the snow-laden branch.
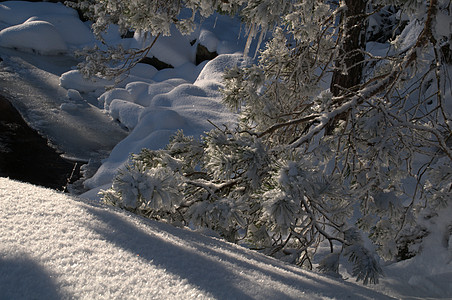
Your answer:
[257,113,320,138]
[289,71,396,148]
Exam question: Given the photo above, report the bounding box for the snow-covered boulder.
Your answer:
[194,53,247,89]
[25,15,95,46]
[0,20,67,55]
[131,26,195,68]
[99,88,135,110]
[109,99,144,130]
[60,70,113,94]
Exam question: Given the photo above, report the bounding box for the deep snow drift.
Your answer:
[1,178,451,299]
[0,177,434,299]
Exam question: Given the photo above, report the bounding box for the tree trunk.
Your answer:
[331,0,367,96]
[327,0,367,134]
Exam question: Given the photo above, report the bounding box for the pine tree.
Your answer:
[77,0,452,283]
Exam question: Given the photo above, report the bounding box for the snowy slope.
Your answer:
[0,177,397,299]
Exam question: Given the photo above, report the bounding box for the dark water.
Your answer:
[0,94,79,190]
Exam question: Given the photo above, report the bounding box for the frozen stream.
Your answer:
[0,47,127,162]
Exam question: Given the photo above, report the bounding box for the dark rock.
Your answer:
[138,56,174,70]
[121,30,135,39]
[196,44,218,65]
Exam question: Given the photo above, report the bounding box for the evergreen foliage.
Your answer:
[78,0,452,284]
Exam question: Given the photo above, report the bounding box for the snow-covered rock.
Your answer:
[0,21,67,55]
[25,15,95,46]
[109,99,144,130]
[60,70,113,94]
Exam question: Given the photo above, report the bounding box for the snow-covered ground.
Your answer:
[1,176,449,300]
[0,2,451,299]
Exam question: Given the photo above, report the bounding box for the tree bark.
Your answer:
[326,0,367,135]
[330,0,367,96]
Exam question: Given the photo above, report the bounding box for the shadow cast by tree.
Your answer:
[0,254,65,300]
[84,205,393,299]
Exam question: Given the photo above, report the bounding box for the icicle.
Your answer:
[253,29,266,59]
[244,24,256,58]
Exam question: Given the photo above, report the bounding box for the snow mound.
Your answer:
[0,1,77,26]
[0,21,67,55]
[0,1,95,52]
[60,70,113,94]
[197,29,220,52]
[194,53,247,88]
[109,99,144,130]
[83,55,241,190]
[0,177,394,299]
[132,28,194,68]
[25,15,95,46]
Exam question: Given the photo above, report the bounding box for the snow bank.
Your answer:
[131,28,195,68]
[0,1,77,26]
[60,70,113,94]
[26,15,95,46]
[0,1,95,54]
[0,177,397,299]
[83,54,242,190]
[0,21,68,55]
[109,99,144,130]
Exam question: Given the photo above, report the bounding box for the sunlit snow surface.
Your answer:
[0,178,396,299]
[2,178,451,299]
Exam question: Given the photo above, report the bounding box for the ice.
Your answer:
[0,53,127,161]
[435,10,452,38]
[67,89,83,101]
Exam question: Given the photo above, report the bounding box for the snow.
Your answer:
[25,15,95,46]
[131,28,195,68]
[0,21,68,55]
[0,52,127,161]
[0,2,451,298]
[0,1,77,26]
[0,1,95,53]
[60,70,113,94]
[80,53,244,189]
[1,177,451,299]
[0,178,413,299]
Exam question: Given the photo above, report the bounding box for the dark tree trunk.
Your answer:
[326,0,367,135]
[330,0,367,96]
